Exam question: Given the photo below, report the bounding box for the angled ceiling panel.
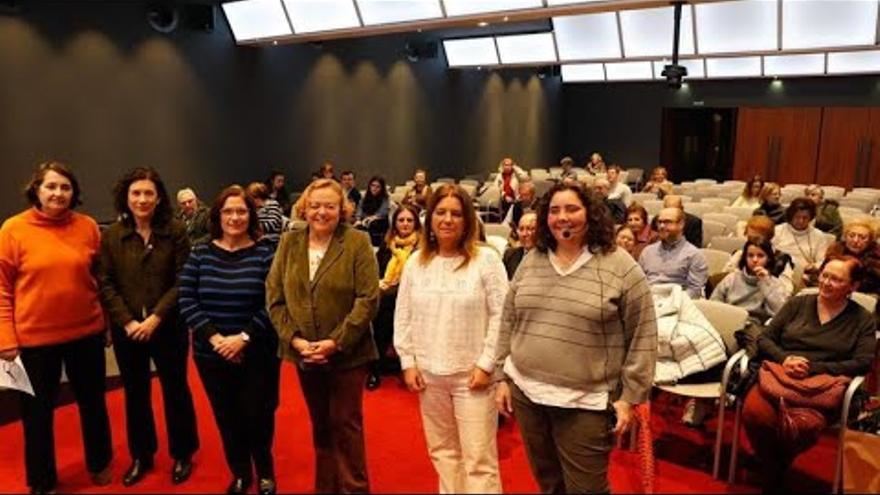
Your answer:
[222,0,293,41]
[444,37,499,66]
[282,0,361,33]
[356,0,443,26]
[442,0,543,17]
[782,0,879,50]
[763,53,825,76]
[695,0,777,54]
[561,63,605,81]
[553,13,621,61]
[827,50,880,74]
[652,58,704,79]
[605,60,654,80]
[705,56,762,77]
[496,32,558,64]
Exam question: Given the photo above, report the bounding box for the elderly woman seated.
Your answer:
[743,256,876,492]
[817,219,880,297]
[772,198,834,286]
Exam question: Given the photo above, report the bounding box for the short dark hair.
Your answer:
[626,202,649,226]
[209,185,262,241]
[385,204,422,245]
[535,183,616,255]
[738,239,776,272]
[112,167,172,228]
[341,170,354,178]
[785,197,817,223]
[25,160,82,209]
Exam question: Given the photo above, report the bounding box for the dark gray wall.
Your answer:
[562,76,880,172]
[0,2,561,221]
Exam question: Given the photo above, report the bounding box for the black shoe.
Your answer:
[122,458,154,487]
[28,485,56,495]
[258,478,277,495]
[366,373,381,391]
[171,458,193,485]
[227,477,252,494]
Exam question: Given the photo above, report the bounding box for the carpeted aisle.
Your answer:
[0,361,749,494]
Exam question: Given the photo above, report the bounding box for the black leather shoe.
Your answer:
[122,458,153,487]
[226,477,252,494]
[171,458,193,485]
[258,478,277,495]
[28,485,56,495]
[366,373,381,391]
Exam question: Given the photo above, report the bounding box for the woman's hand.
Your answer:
[0,349,20,362]
[611,400,633,435]
[135,314,162,341]
[753,266,770,280]
[403,367,426,392]
[468,366,492,391]
[495,381,514,418]
[783,355,810,378]
[212,335,245,363]
[300,339,338,364]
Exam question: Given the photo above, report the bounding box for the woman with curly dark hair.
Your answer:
[494,183,657,493]
[98,167,199,488]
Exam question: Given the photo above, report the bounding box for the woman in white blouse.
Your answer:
[772,198,833,285]
[394,183,509,494]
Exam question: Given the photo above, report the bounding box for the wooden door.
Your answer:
[733,107,821,184]
[733,107,772,180]
[865,108,880,188]
[816,107,870,188]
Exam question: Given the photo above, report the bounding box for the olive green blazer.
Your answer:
[267,223,379,370]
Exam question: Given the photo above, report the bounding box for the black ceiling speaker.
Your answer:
[404,40,438,62]
[146,4,180,33]
[181,4,215,32]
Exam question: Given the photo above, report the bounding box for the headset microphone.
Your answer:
[562,229,572,239]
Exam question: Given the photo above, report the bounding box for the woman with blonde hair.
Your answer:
[753,182,785,225]
[267,178,379,493]
[820,219,880,295]
[731,175,764,209]
[394,184,509,493]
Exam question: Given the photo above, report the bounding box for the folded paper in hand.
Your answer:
[0,357,34,396]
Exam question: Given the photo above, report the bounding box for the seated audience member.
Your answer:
[710,239,787,323]
[265,170,290,214]
[773,198,833,284]
[641,166,674,198]
[245,182,286,245]
[607,164,633,206]
[805,184,843,239]
[176,187,210,244]
[559,156,577,182]
[743,257,875,492]
[592,178,626,224]
[503,181,537,235]
[368,204,422,391]
[401,168,432,212]
[355,176,391,247]
[493,157,529,219]
[721,215,795,296]
[615,225,639,259]
[626,203,658,259]
[319,161,336,181]
[731,175,764,209]
[340,170,362,209]
[502,212,537,279]
[820,219,880,296]
[639,207,708,299]
[650,195,702,248]
[753,182,785,225]
[585,152,607,175]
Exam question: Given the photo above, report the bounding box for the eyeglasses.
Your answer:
[819,272,850,285]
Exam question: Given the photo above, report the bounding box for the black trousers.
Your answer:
[369,288,399,376]
[111,324,198,461]
[19,333,112,490]
[195,352,281,480]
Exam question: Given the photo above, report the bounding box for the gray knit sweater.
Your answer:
[495,248,658,405]
[710,268,788,323]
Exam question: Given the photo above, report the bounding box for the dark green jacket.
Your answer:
[815,200,843,240]
[176,205,210,245]
[97,219,190,328]
[267,223,379,370]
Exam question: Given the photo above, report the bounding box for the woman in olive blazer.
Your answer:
[266,178,379,494]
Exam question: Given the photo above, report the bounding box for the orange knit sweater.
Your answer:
[0,208,105,351]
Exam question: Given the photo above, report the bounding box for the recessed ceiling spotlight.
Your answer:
[272,40,278,46]
[503,16,509,22]
[478,21,489,27]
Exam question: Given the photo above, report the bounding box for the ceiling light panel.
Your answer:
[553,13,621,61]
[828,50,880,74]
[444,37,499,66]
[222,0,293,41]
[619,6,694,58]
[705,56,762,78]
[605,60,653,80]
[782,0,878,50]
[763,53,825,76]
[442,0,542,17]
[695,0,777,54]
[282,0,361,33]
[652,58,704,79]
[547,0,608,4]
[356,0,443,25]
[561,63,605,82]
[496,32,557,64]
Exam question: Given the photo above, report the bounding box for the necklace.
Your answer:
[788,225,815,264]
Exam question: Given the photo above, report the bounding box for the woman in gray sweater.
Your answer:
[494,183,658,494]
[710,239,788,324]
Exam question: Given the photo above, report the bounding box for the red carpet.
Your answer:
[0,360,834,493]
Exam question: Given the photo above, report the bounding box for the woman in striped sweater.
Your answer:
[179,185,279,495]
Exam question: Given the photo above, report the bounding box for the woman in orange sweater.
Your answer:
[0,161,112,495]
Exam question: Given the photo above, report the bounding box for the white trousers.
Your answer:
[419,371,501,494]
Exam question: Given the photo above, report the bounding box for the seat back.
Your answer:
[703,212,739,233]
[708,235,746,254]
[701,220,729,247]
[701,248,734,276]
[797,287,878,313]
[484,223,511,239]
[692,299,749,355]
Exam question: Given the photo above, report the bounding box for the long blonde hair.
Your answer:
[419,183,479,270]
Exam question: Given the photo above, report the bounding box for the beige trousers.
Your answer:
[418,371,501,494]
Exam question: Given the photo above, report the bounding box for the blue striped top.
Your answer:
[179,240,277,360]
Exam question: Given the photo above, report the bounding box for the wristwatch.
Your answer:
[240,332,251,343]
